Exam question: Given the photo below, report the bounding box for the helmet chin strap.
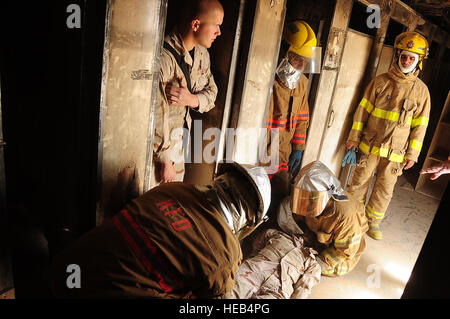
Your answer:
[398,50,419,74]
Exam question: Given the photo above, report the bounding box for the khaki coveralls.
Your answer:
[347,64,430,224]
[300,192,369,276]
[152,30,218,187]
[52,182,242,298]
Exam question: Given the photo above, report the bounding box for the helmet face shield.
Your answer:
[291,161,348,217]
[275,47,322,89]
[291,188,329,217]
[288,47,322,74]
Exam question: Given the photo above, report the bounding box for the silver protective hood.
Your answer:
[214,162,271,240]
[294,161,348,202]
[275,57,303,89]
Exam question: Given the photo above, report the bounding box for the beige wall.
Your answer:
[301,0,354,170]
[97,0,166,223]
[318,31,373,177]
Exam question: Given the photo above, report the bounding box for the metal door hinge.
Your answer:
[0,139,6,147]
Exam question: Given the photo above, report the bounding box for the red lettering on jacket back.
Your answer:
[156,199,191,231]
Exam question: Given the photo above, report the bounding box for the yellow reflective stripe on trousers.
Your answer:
[352,121,364,131]
[321,249,349,276]
[409,139,423,151]
[321,267,335,275]
[360,98,374,113]
[359,142,404,162]
[335,234,362,250]
[411,116,429,128]
[321,249,342,267]
[366,205,385,220]
[322,265,348,276]
[336,263,349,276]
[371,107,400,122]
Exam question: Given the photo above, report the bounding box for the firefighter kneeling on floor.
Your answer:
[277,161,369,277]
[51,161,270,298]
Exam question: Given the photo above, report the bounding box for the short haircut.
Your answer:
[178,0,223,28]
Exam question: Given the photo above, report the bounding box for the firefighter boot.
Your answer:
[367,222,383,240]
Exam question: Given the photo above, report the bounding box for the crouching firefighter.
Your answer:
[51,161,271,298]
[343,31,431,240]
[277,161,369,277]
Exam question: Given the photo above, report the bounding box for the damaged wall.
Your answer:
[97,0,167,223]
[231,0,287,165]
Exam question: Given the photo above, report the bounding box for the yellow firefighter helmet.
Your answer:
[394,31,429,70]
[283,20,317,58]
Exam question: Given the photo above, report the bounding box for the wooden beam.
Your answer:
[359,0,450,46]
[232,0,287,165]
[0,288,14,299]
[301,0,353,168]
[97,0,168,224]
[362,0,392,90]
[358,0,426,27]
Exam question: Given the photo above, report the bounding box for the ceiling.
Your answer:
[403,0,450,33]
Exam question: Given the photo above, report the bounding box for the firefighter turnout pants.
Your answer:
[347,153,404,224]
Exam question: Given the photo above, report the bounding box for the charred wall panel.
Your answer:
[97,0,167,222]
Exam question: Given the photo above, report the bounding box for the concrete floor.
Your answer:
[308,172,440,299]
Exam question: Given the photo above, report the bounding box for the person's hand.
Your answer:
[160,162,176,183]
[403,160,415,170]
[346,141,359,150]
[165,77,198,108]
[420,157,450,180]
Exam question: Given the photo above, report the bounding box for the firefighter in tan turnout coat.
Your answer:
[52,162,271,298]
[262,20,322,217]
[344,31,431,240]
